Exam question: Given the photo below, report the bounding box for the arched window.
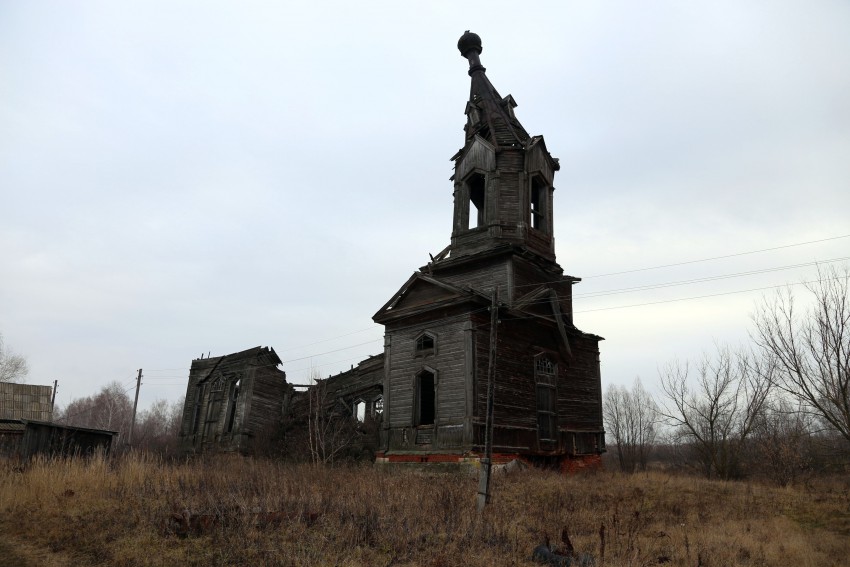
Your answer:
[530,176,548,233]
[467,173,486,229]
[415,370,436,426]
[353,399,366,422]
[225,377,241,433]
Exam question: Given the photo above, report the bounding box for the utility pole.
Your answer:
[477,287,499,512]
[127,368,142,447]
[50,379,58,421]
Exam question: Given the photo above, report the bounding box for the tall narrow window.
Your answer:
[354,399,366,422]
[225,378,240,434]
[467,173,486,229]
[416,370,436,426]
[191,384,205,434]
[204,378,225,442]
[535,357,557,441]
[530,176,546,232]
[373,395,384,418]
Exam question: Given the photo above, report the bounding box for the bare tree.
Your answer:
[0,333,29,383]
[750,397,815,486]
[752,265,850,443]
[134,396,185,453]
[659,345,772,479]
[306,373,359,465]
[58,381,134,444]
[603,378,658,472]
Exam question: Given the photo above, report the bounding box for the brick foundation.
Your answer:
[375,451,603,473]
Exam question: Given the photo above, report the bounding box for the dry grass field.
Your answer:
[0,453,848,566]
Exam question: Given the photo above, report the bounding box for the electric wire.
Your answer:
[510,233,850,291]
[136,238,849,393]
[581,233,850,279]
[574,256,849,298]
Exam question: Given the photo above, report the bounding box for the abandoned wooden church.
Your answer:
[179,32,605,470]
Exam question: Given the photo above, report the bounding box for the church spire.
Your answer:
[446,32,560,264]
[457,31,528,147]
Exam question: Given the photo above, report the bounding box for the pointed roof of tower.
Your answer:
[457,31,530,148]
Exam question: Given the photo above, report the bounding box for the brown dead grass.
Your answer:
[0,453,848,566]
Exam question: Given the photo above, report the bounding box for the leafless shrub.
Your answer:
[752,265,850,445]
[604,378,658,473]
[659,345,772,479]
[0,333,28,383]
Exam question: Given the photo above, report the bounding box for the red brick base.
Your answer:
[374,451,603,473]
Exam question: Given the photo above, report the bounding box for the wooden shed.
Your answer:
[18,420,117,458]
[0,419,116,459]
[373,32,605,471]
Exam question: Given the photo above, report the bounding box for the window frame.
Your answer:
[529,174,549,233]
[414,367,438,427]
[464,171,487,231]
[534,354,558,443]
[414,331,437,358]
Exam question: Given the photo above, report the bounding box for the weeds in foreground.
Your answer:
[0,454,848,566]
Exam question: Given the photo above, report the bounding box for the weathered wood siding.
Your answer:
[178,346,288,455]
[454,136,495,182]
[437,258,509,297]
[559,334,603,432]
[510,256,573,319]
[470,313,603,456]
[384,311,472,452]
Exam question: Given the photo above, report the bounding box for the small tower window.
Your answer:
[530,176,547,232]
[415,332,436,356]
[467,173,486,229]
[373,395,384,418]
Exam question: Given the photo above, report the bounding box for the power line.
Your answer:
[573,256,850,299]
[510,233,850,291]
[574,276,841,314]
[132,238,850,382]
[276,325,383,353]
[280,338,385,364]
[582,234,850,279]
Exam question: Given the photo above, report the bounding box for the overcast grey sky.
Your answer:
[2,1,849,412]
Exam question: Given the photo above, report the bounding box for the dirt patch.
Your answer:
[0,535,72,567]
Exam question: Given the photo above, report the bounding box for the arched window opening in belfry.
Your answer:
[467,173,486,229]
[530,176,547,232]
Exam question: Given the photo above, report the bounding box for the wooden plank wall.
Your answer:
[385,312,471,451]
[472,313,603,456]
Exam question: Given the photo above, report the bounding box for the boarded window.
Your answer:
[416,370,436,426]
[191,384,205,434]
[203,378,225,442]
[535,357,557,441]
